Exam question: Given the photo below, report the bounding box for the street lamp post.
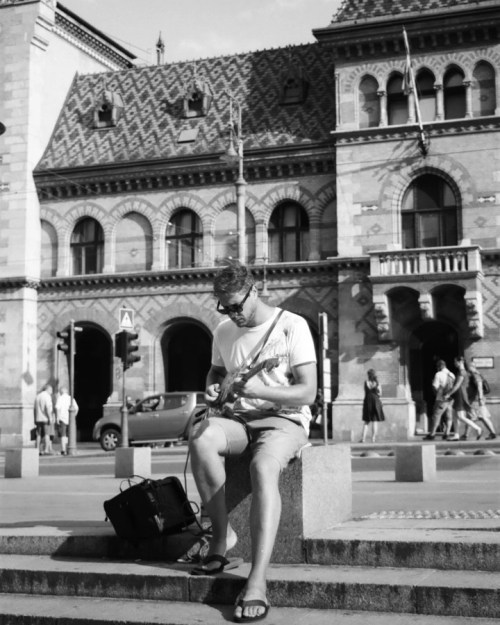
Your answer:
[222,92,246,264]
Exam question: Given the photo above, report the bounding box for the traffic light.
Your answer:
[57,330,70,354]
[115,330,141,370]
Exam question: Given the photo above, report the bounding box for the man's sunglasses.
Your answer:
[217,286,253,315]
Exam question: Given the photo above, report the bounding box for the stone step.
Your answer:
[0,554,499,618]
[1,526,498,571]
[1,594,499,625]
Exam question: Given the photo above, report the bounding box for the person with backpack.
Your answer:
[461,360,496,440]
[424,359,455,440]
[443,356,483,441]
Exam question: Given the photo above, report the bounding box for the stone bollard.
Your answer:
[395,444,436,482]
[225,444,352,564]
[114,447,151,478]
[4,448,39,478]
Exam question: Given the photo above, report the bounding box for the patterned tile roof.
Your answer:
[334,0,493,23]
[37,44,336,171]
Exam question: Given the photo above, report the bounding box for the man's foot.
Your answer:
[459,434,467,440]
[234,587,269,622]
[486,433,497,440]
[194,526,238,574]
[447,435,460,441]
[476,428,483,440]
[423,434,435,440]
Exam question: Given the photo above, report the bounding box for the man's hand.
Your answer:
[205,383,221,405]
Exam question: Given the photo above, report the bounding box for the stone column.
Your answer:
[377,90,388,127]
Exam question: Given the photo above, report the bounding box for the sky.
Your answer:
[62,0,344,65]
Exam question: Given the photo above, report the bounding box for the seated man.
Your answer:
[189,261,317,623]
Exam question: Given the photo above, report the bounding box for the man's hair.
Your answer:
[436,359,446,368]
[213,260,255,296]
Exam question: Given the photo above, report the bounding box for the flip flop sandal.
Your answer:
[233,598,270,622]
[190,553,242,576]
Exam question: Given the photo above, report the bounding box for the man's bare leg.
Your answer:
[189,422,237,567]
[234,454,281,620]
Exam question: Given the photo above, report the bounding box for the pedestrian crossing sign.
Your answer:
[119,308,134,330]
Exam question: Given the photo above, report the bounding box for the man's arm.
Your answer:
[232,361,317,406]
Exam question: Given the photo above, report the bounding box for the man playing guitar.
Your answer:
[189,261,317,623]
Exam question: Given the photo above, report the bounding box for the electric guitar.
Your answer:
[207,357,281,418]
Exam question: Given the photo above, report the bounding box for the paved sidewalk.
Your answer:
[0,443,499,535]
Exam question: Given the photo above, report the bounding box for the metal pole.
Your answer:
[234,98,246,264]
[120,363,129,447]
[67,319,77,456]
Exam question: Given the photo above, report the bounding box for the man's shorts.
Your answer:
[58,422,68,437]
[194,413,309,471]
[35,422,50,437]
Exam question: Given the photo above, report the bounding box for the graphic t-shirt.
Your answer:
[212,308,317,430]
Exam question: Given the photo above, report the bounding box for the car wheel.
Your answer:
[100,428,120,451]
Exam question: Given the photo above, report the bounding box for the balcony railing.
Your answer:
[369,246,482,278]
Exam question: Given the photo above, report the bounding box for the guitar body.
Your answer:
[207,357,281,418]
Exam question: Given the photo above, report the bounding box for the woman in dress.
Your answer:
[443,356,482,441]
[360,369,385,443]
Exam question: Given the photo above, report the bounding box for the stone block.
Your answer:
[4,447,39,478]
[114,447,151,478]
[395,444,436,482]
[226,444,352,563]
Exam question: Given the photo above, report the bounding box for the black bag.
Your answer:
[104,476,197,541]
[482,376,491,395]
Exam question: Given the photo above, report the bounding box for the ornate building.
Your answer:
[0,0,499,444]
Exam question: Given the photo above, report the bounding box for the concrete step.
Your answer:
[1,594,499,625]
[0,554,499,618]
[1,525,499,571]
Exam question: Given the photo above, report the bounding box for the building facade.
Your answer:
[0,0,499,445]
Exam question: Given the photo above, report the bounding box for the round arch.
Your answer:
[71,322,113,441]
[160,318,212,392]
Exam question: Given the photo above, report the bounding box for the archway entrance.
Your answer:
[73,324,113,441]
[409,321,459,416]
[161,320,211,392]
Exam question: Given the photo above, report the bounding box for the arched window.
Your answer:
[71,218,104,275]
[268,202,309,262]
[472,61,496,117]
[41,220,57,278]
[358,75,380,128]
[416,69,436,122]
[214,206,255,264]
[387,73,407,125]
[166,209,202,269]
[402,174,458,249]
[443,67,466,120]
[115,212,153,272]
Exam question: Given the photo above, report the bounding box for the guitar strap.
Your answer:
[247,308,284,369]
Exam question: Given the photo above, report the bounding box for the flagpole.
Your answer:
[403,27,429,156]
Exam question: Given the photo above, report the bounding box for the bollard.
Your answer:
[114,446,152,478]
[395,444,436,482]
[4,448,39,478]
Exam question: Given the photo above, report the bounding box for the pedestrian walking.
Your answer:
[55,386,78,455]
[34,384,55,455]
[461,361,496,440]
[444,356,482,441]
[360,369,385,443]
[424,359,455,440]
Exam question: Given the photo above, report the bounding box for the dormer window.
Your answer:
[280,57,309,105]
[182,68,213,118]
[93,90,124,128]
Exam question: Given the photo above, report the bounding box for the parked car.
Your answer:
[93,391,206,451]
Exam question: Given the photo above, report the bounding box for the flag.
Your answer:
[402,27,413,95]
